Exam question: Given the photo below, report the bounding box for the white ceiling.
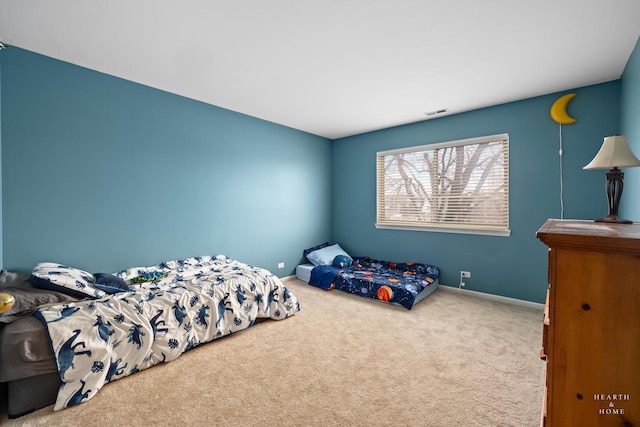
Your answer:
[1,1,640,139]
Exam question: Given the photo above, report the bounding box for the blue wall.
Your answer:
[1,48,332,274]
[332,82,621,303]
[0,50,3,268]
[0,45,633,304]
[621,36,640,220]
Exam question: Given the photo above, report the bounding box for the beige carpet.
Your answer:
[0,279,545,426]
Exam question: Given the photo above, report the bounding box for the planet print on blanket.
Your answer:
[377,285,393,302]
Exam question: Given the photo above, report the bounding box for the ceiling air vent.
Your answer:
[424,108,449,117]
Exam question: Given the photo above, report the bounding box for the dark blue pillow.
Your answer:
[303,242,330,259]
[93,273,130,294]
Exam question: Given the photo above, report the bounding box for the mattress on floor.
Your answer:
[296,261,439,309]
[295,263,315,283]
[0,315,57,383]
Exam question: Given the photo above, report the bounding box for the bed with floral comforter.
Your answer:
[34,255,299,411]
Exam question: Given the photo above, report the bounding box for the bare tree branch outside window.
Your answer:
[377,134,509,234]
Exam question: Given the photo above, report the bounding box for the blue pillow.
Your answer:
[303,242,330,259]
[93,273,130,294]
[306,244,351,266]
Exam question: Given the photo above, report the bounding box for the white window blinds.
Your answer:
[376,134,510,236]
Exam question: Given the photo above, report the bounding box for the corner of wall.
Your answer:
[620,35,640,221]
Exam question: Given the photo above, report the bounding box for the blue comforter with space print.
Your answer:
[309,257,439,309]
[35,255,300,411]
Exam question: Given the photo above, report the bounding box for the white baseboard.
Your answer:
[281,274,543,311]
[438,284,544,310]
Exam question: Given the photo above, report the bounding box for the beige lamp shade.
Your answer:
[584,135,640,170]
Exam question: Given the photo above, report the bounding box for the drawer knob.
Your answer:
[582,303,591,311]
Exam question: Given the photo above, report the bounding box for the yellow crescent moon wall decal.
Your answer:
[550,93,577,124]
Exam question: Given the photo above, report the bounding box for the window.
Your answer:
[376,133,510,236]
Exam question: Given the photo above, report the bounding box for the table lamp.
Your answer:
[584,135,640,223]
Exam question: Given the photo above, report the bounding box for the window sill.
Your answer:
[375,223,511,237]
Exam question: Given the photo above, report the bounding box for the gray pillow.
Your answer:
[0,270,82,323]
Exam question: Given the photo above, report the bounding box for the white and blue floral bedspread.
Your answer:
[35,255,300,410]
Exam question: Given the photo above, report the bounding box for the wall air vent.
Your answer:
[424,108,449,117]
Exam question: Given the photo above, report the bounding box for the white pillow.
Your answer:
[30,262,105,299]
[306,244,351,266]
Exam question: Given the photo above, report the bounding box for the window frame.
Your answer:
[375,133,511,237]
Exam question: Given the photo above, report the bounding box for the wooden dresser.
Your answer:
[536,219,640,427]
